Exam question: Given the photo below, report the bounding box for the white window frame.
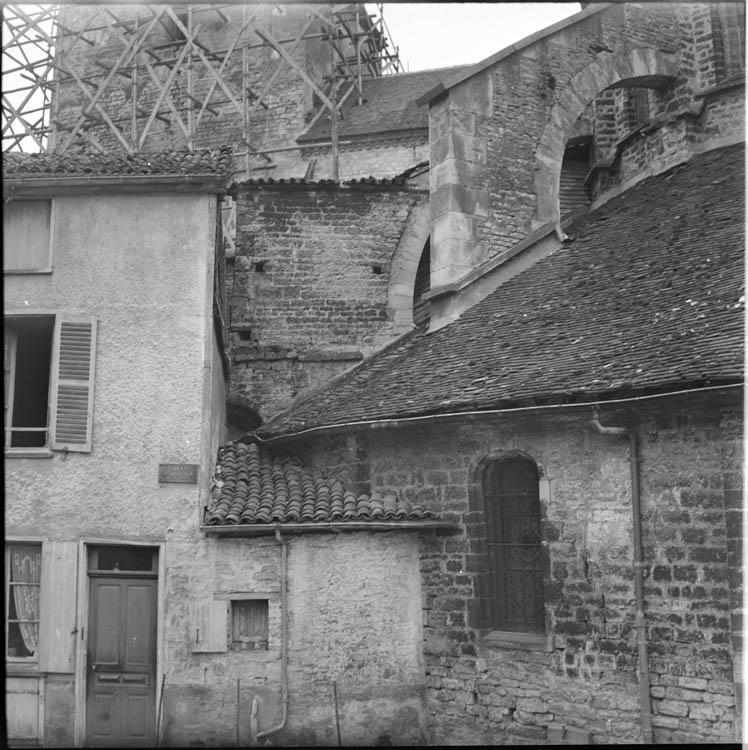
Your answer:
[3,198,55,275]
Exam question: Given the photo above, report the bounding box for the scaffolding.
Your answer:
[1,3,402,167]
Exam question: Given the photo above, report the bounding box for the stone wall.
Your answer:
[162,531,426,747]
[228,182,428,421]
[52,4,332,175]
[299,390,743,744]
[429,2,743,293]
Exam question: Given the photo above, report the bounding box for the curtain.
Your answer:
[11,546,41,656]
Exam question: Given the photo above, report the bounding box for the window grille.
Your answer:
[483,457,545,633]
[231,600,268,650]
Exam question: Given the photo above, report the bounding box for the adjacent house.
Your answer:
[4,1,744,746]
[4,149,231,746]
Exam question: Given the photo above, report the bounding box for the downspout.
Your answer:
[256,528,289,740]
[589,409,654,744]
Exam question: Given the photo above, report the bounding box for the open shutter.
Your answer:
[50,316,97,452]
[190,600,228,653]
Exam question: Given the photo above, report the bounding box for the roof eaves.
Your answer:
[296,125,428,146]
[201,520,457,537]
[3,173,229,197]
[417,3,614,105]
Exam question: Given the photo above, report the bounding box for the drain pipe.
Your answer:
[256,528,289,741]
[589,409,654,744]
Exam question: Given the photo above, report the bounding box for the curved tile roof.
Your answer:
[257,143,745,439]
[205,442,437,528]
[3,146,233,178]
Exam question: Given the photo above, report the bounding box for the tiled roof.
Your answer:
[258,144,745,438]
[204,442,438,529]
[231,173,417,190]
[3,146,233,178]
[297,65,471,143]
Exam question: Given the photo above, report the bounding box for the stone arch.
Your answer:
[386,201,431,329]
[535,46,679,223]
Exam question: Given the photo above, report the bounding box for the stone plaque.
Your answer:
[159,463,198,484]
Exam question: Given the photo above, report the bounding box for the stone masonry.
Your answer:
[297,390,742,744]
[228,181,428,421]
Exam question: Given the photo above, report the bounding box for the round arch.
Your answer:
[534,46,679,223]
[386,201,431,330]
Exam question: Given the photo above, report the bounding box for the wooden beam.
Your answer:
[253,23,334,112]
[61,9,164,152]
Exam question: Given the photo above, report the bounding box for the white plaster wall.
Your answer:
[5,191,219,542]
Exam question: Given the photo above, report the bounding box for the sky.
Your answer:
[376,2,584,72]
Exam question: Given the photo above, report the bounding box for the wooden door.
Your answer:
[86,576,157,747]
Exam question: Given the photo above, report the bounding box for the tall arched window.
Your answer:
[483,456,545,633]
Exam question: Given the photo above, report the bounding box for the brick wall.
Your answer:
[300,390,742,744]
[228,183,428,421]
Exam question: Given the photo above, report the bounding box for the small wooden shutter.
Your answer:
[190,600,228,653]
[50,316,97,452]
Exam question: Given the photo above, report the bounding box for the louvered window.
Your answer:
[483,457,545,633]
[5,315,96,453]
[50,317,97,452]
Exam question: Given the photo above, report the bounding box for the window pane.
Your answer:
[3,200,51,272]
[90,546,158,572]
[7,544,41,658]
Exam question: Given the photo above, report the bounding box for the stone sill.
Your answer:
[480,630,554,652]
[5,449,53,459]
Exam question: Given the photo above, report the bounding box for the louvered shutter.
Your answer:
[50,316,97,452]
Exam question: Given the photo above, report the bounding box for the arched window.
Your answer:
[483,456,545,633]
[412,238,431,328]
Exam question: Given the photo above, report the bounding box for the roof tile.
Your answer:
[258,144,745,438]
[297,66,471,143]
[206,442,437,528]
[4,146,233,179]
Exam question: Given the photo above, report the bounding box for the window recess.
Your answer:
[5,315,97,453]
[482,456,545,635]
[231,599,268,651]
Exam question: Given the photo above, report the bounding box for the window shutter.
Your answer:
[190,600,228,653]
[50,316,97,452]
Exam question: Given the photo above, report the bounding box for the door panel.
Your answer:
[87,576,157,747]
[124,584,153,667]
[94,583,121,666]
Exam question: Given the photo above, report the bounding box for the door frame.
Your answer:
[74,539,165,747]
